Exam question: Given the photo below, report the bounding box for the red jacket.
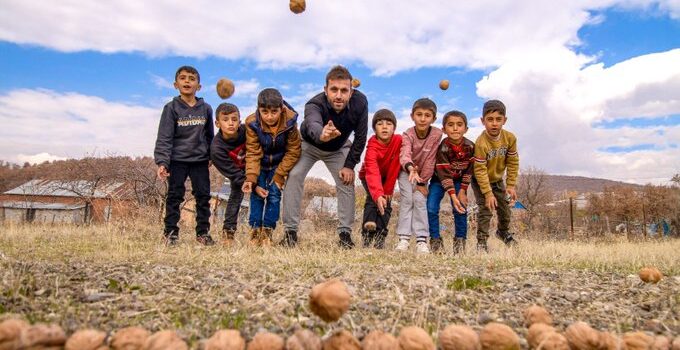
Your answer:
[359,134,403,202]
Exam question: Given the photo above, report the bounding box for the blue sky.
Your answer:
[0,1,679,185]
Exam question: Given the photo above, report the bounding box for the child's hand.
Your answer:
[451,196,466,214]
[408,166,422,184]
[242,182,252,193]
[376,196,387,216]
[485,194,497,211]
[157,165,170,179]
[415,184,428,197]
[255,186,269,198]
[458,191,468,207]
[506,186,517,202]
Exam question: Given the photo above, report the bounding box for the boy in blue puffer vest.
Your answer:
[242,88,302,246]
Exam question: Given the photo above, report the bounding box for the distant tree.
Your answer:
[672,173,680,187]
[517,166,553,230]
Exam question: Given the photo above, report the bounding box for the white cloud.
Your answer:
[232,79,260,98]
[0,89,159,163]
[1,1,678,75]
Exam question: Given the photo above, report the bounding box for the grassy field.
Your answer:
[1,222,678,347]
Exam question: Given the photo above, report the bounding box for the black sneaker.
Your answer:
[476,239,488,253]
[361,229,375,248]
[453,238,466,255]
[196,234,216,246]
[496,231,518,246]
[430,237,444,254]
[163,230,179,246]
[373,230,388,249]
[338,231,355,249]
[279,229,298,248]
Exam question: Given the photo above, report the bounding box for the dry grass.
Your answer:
[1,222,678,347]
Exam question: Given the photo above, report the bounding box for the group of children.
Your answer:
[154,65,519,253]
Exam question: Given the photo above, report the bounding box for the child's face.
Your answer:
[374,120,395,143]
[411,108,435,132]
[173,70,201,96]
[481,111,507,138]
[443,116,467,143]
[216,112,240,136]
[259,107,282,127]
[324,79,353,113]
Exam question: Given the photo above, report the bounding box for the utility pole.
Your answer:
[569,197,574,240]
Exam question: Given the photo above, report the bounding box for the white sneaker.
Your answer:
[416,241,430,254]
[396,239,410,251]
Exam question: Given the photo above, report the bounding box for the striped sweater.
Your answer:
[435,137,475,196]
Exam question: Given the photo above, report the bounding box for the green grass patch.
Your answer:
[447,276,494,291]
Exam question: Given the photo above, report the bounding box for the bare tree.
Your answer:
[517,166,553,230]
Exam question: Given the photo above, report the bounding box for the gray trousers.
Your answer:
[396,171,429,242]
[282,140,355,234]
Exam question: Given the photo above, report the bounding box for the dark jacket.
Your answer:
[244,101,302,187]
[210,124,246,186]
[154,96,214,168]
[300,90,368,169]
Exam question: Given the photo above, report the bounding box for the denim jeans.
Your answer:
[248,169,282,229]
[427,179,468,239]
[164,160,211,236]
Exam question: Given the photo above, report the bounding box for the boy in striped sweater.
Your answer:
[471,100,519,252]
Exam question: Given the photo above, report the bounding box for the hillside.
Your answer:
[543,174,643,194]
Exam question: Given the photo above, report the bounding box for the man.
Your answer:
[281,65,368,248]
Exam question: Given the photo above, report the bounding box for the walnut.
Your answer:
[438,324,480,350]
[439,80,450,90]
[247,332,284,350]
[479,322,520,350]
[361,330,398,350]
[110,326,150,350]
[599,331,625,350]
[18,323,67,349]
[204,329,245,350]
[564,322,602,350]
[309,279,351,322]
[523,305,553,327]
[216,78,235,99]
[398,326,435,350]
[286,329,321,350]
[527,323,556,349]
[289,0,306,14]
[351,78,361,89]
[623,332,653,350]
[672,337,680,350]
[65,329,108,350]
[142,330,187,350]
[535,332,569,350]
[0,318,30,350]
[638,267,663,283]
[321,330,360,350]
[652,336,671,350]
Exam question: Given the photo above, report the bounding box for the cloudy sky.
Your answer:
[1,0,679,185]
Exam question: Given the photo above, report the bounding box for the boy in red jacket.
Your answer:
[358,109,402,249]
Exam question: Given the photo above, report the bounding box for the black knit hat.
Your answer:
[482,99,506,116]
[372,109,397,130]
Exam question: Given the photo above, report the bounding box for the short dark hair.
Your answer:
[411,98,437,119]
[257,88,283,109]
[175,65,200,83]
[482,99,506,117]
[372,109,397,130]
[442,110,468,128]
[325,65,352,86]
[216,103,240,119]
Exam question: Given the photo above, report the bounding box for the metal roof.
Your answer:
[0,201,87,210]
[4,179,127,198]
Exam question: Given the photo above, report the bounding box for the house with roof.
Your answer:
[0,179,133,224]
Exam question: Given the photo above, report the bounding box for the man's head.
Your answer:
[372,109,397,144]
[410,98,437,133]
[481,99,507,138]
[215,103,241,136]
[324,65,353,113]
[173,65,201,97]
[257,88,284,127]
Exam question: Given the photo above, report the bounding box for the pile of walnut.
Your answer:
[1,274,676,350]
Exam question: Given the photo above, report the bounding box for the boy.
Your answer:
[358,109,402,249]
[210,103,246,246]
[471,99,519,252]
[242,88,301,246]
[430,110,475,254]
[396,98,443,254]
[154,65,215,246]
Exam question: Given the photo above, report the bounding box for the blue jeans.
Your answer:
[249,169,282,229]
[427,179,468,239]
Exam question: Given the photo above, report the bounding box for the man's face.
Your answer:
[324,79,353,113]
